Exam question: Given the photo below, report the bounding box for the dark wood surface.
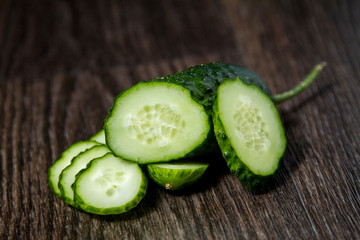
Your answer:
[1,0,359,239]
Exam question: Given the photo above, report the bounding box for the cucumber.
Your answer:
[58,145,110,206]
[105,81,211,163]
[146,161,209,190]
[48,141,100,197]
[213,78,287,192]
[73,153,148,215]
[90,129,106,144]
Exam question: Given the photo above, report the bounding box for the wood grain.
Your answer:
[1,0,359,239]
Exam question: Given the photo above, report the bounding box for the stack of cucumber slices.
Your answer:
[48,62,325,215]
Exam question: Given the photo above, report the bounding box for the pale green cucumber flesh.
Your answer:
[146,161,209,190]
[48,141,100,196]
[58,145,110,206]
[73,153,147,215]
[90,129,106,144]
[214,78,286,192]
[105,81,211,163]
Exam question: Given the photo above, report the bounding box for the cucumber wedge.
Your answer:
[105,81,211,163]
[48,141,100,197]
[213,78,286,192]
[146,161,209,190]
[58,145,110,206]
[73,153,147,215]
[90,129,106,144]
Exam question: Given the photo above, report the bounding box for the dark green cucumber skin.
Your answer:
[153,62,273,157]
[213,80,286,193]
[154,62,272,114]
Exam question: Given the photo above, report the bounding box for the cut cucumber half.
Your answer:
[146,161,209,190]
[213,78,286,192]
[48,141,100,197]
[104,81,211,163]
[90,129,106,144]
[73,153,148,215]
[58,145,110,206]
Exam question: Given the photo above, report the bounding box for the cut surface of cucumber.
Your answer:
[48,141,100,196]
[59,145,110,205]
[213,78,286,191]
[90,129,106,144]
[105,81,210,163]
[146,161,209,190]
[73,153,147,215]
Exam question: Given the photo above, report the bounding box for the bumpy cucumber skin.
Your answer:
[154,62,272,114]
[146,163,209,190]
[72,155,148,215]
[104,81,213,163]
[213,79,286,193]
[48,141,100,197]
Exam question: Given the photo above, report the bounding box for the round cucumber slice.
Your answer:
[90,129,106,144]
[146,161,209,190]
[48,141,100,197]
[213,78,286,191]
[73,153,148,215]
[58,145,110,206]
[104,81,211,163]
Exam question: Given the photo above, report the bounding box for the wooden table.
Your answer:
[1,0,359,239]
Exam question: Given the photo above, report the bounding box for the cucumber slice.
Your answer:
[146,161,209,190]
[105,81,211,163]
[90,129,106,144]
[73,153,147,215]
[48,141,100,197]
[58,145,110,206]
[213,78,286,192]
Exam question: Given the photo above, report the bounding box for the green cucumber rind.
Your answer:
[72,154,148,215]
[213,79,286,193]
[48,141,101,197]
[146,162,209,190]
[104,81,212,163]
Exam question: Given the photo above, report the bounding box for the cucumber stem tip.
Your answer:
[273,62,327,104]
